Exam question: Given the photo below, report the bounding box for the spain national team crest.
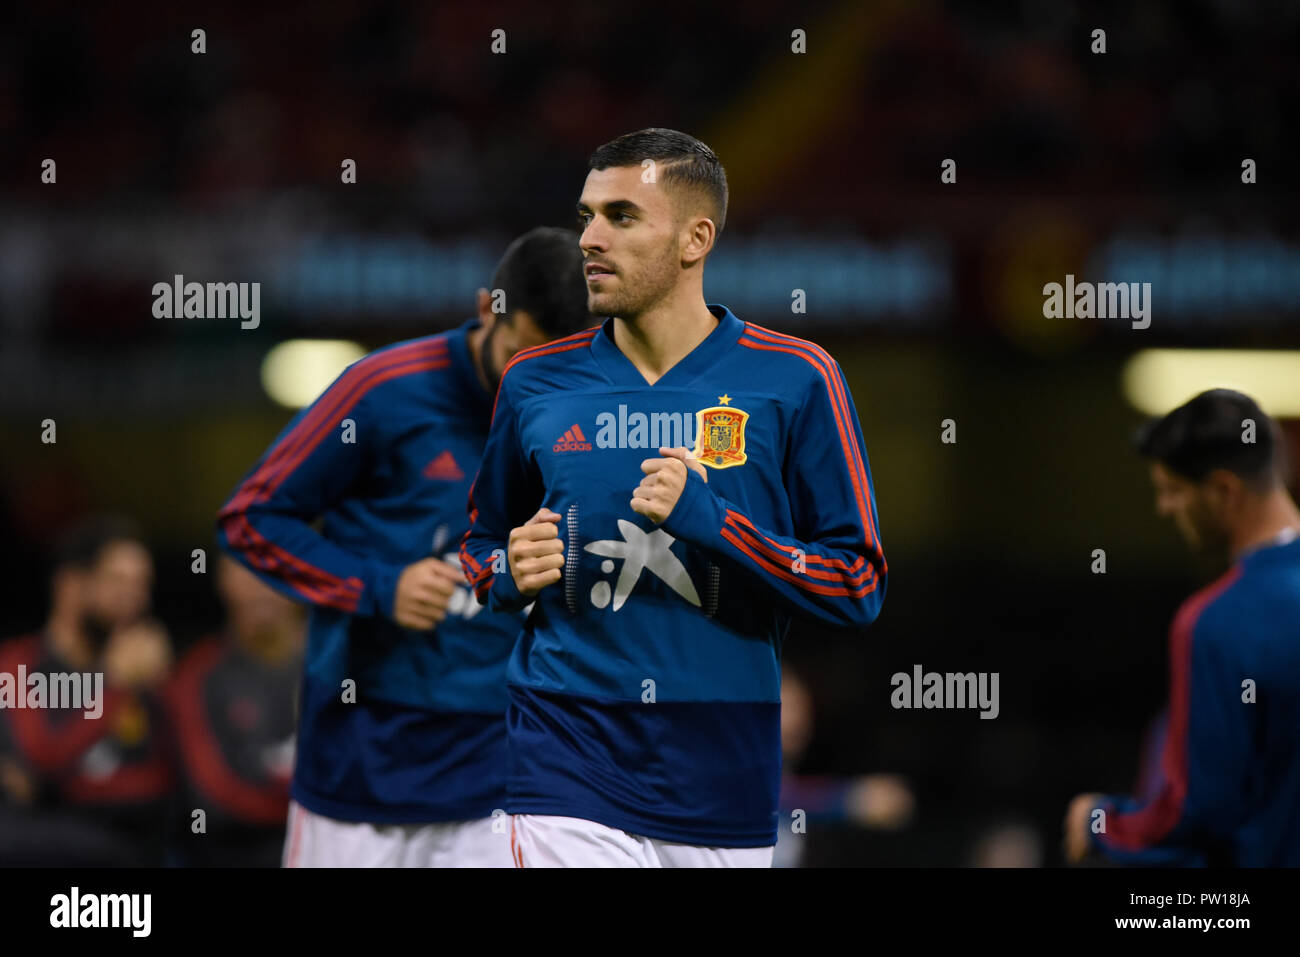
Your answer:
[693,400,749,469]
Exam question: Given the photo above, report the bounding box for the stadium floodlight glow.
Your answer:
[1122,350,1300,417]
[261,339,366,409]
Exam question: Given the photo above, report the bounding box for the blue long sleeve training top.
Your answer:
[461,305,887,846]
[218,320,524,823]
[1090,535,1300,866]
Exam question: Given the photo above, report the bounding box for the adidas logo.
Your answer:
[553,424,592,452]
[422,450,465,480]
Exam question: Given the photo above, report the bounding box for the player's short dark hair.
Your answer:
[588,128,729,236]
[52,514,146,571]
[490,227,592,339]
[1135,389,1284,491]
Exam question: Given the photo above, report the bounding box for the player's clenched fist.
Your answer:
[393,557,466,630]
[509,508,565,596]
[631,446,708,524]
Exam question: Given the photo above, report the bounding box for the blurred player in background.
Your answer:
[462,129,887,867]
[1065,389,1300,866]
[217,227,591,867]
[0,515,174,866]
[776,666,914,867]
[166,556,304,866]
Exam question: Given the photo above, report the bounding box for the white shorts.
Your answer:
[283,800,514,867]
[509,814,774,868]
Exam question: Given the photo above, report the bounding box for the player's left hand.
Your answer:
[631,447,707,524]
[1062,792,1105,864]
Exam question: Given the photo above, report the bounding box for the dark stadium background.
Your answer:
[1,0,1297,865]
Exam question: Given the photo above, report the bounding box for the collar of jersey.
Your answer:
[590,303,743,389]
[1236,529,1300,568]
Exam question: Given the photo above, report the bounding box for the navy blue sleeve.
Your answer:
[662,360,886,628]
[461,378,544,614]
[216,353,426,619]
[1090,593,1250,865]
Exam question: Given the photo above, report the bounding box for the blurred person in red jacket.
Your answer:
[166,555,304,866]
[0,515,174,866]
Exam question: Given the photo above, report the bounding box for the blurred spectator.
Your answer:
[0,515,174,866]
[775,667,915,867]
[165,556,304,867]
[968,820,1044,868]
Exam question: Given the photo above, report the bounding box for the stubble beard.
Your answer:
[590,247,677,323]
[1182,507,1231,562]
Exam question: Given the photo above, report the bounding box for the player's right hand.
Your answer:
[509,508,564,597]
[393,557,466,630]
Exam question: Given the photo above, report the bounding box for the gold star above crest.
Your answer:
[718,394,732,405]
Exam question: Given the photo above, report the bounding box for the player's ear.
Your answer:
[475,287,496,327]
[681,216,716,266]
[1203,468,1242,511]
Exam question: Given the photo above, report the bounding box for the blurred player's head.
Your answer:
[52,515,153,649]
[579,128,728,320]
[1135,389,1289,555]
[474,226,591,392]
[216,555,304,659]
